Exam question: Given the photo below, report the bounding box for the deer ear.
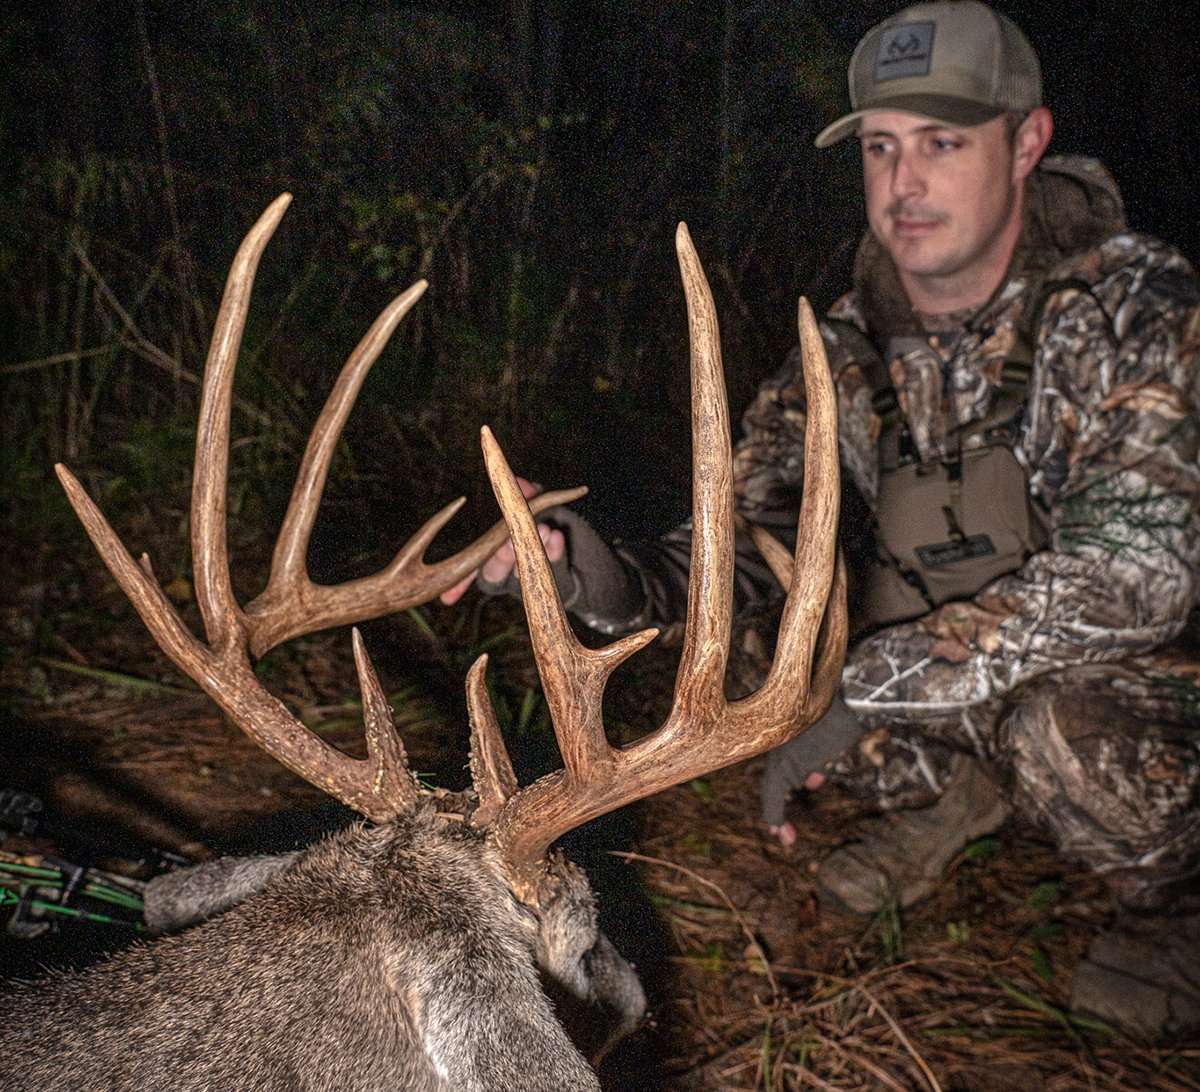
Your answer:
[143,852,300,933]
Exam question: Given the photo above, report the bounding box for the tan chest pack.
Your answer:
[834,277,1103,631]
[859,382,1050,629]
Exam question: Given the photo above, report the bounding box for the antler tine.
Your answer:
[55,464,211,673]
[472,425,655,897]
[673,221,735,712]
[263,280,429,593]
[351,628,420,814]
[192,192,292,651]
[812,551,849,708]
[488,225,846,901]
[738,515,795,590]
[466,654,519,829]
[756,298,841,706]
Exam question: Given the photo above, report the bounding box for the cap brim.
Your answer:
[815,94,1004,148]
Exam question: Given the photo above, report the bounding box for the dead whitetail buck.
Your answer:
[0,194,845,1091]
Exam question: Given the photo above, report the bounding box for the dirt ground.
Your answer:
[3,588,1200,1089]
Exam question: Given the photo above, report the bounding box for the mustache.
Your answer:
[886,203,948,224]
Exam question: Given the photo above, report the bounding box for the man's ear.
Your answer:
[1012,107,1054,182]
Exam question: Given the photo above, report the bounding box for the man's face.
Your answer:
[859,112,1022,300]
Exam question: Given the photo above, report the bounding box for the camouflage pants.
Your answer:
[830,658,1200,910]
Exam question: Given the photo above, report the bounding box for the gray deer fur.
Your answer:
[0,803,645,1090]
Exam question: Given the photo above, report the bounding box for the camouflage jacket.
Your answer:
[731,156,1200,727]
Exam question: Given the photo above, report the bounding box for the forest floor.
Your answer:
[3,548,1200,1090]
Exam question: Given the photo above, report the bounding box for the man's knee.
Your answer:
[1003,669,1200,898]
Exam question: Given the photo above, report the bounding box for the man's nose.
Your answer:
[891,152,926,200]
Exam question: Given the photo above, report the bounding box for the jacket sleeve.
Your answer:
[843,243,1200,723]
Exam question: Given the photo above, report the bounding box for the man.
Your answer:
[444,1,1200,1037]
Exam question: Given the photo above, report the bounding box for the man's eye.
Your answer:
[931,137,962,152]
[863,141,891,156]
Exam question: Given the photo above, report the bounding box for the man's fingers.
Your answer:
[768,822,797,848]
[543,526,566,562]
[439,573,475,606]
[480,540,517,584]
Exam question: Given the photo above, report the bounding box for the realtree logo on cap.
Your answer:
[875,22,935,81]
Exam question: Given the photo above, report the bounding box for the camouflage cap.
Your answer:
[816,1,1042,148]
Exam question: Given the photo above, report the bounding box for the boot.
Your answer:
[817,754,1009,915]
[1071,911,1200,1039]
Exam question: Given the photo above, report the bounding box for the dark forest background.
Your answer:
[2,0,1198,583]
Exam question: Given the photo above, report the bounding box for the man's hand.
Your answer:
[439,477,566,606]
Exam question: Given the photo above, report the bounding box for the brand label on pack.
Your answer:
[876,22,935,81]
[915,533,996,569]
